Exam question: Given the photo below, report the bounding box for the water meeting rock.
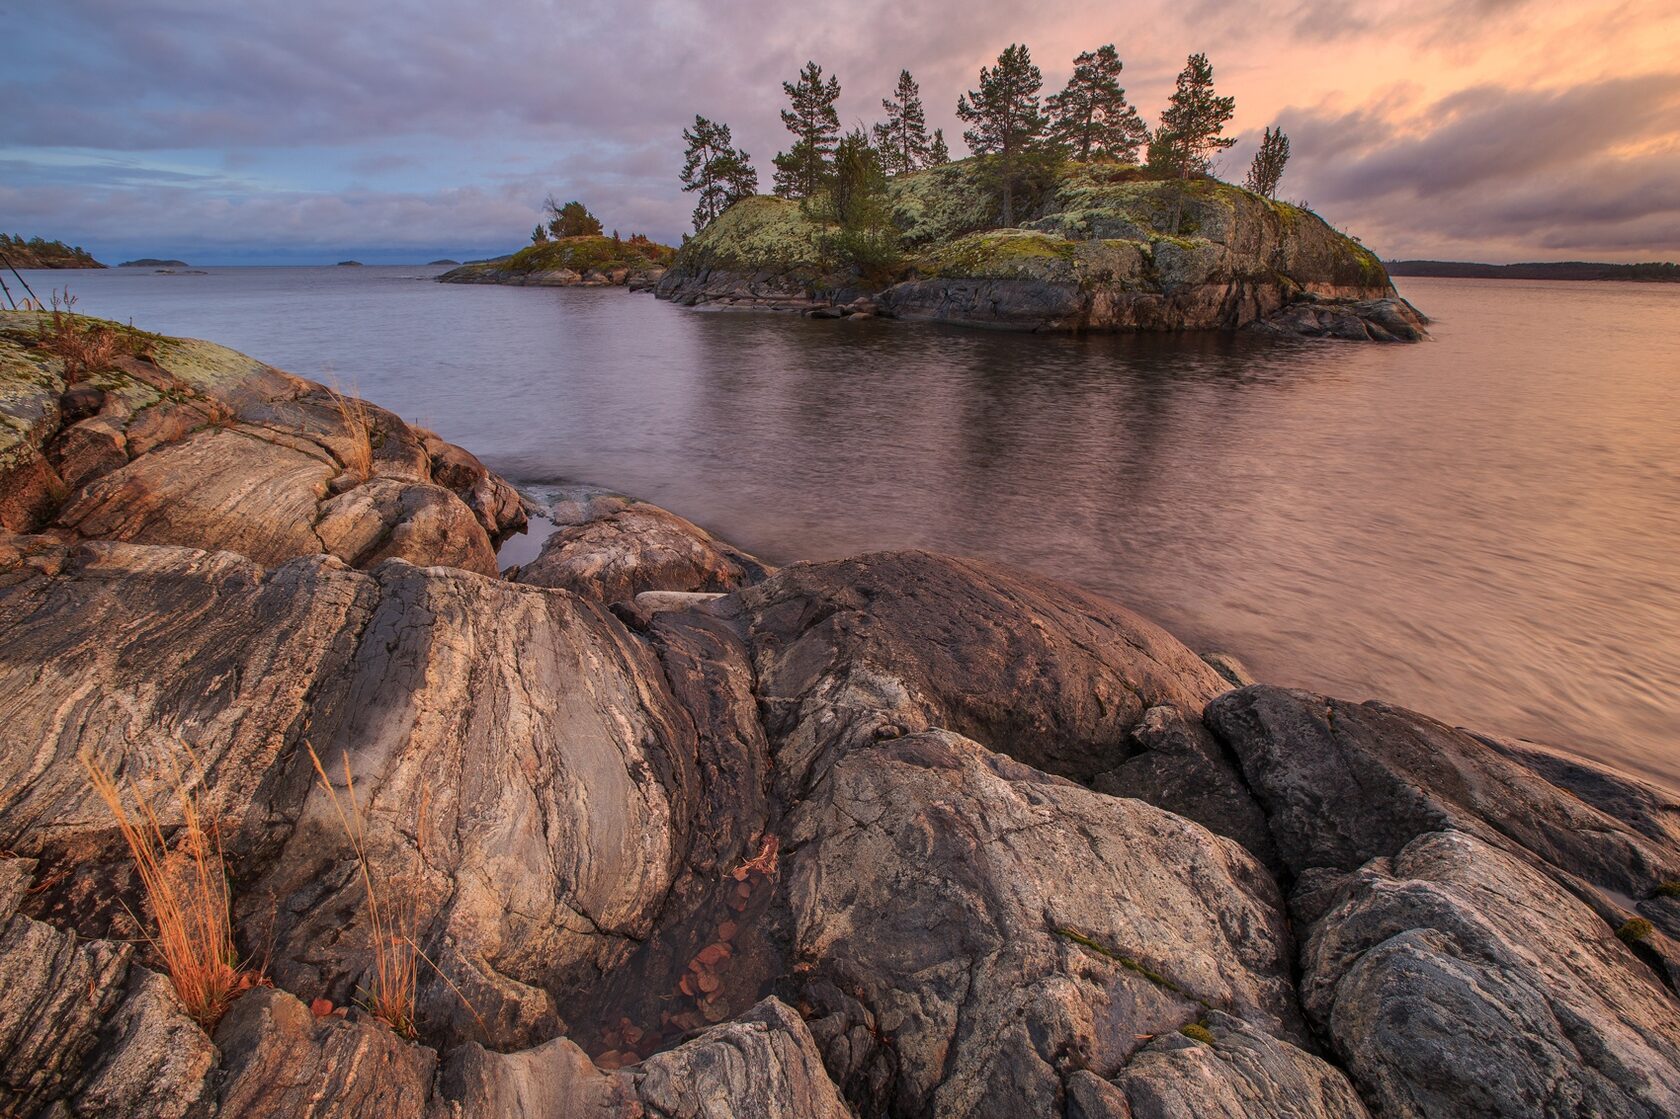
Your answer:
[3,314,1677,1118]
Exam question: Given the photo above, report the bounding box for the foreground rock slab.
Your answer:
[0,312,525,573]
[5,318,1680,1119]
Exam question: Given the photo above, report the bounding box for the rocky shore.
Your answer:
[4,312,1677,1118]
[656,161,1428,341]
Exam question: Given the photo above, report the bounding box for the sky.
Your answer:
[4,0,1679,265]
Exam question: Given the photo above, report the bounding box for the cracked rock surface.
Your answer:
[2,313,1677,1118]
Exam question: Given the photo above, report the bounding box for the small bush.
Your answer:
[1179,1023,1215,1045]
[1654,882,1680,899]
[42,293,121,384]
[83,750,261,1028]
[1617,917,1655,945]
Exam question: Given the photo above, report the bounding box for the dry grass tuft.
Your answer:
[305,743,423,1038]
[82,751,261,1028]
[325,387,375,481]
[42,292,121,384]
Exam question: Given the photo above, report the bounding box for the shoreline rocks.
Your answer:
[3,314,1674,1119]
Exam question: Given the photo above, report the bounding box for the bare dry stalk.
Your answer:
[305,743,422,1038]
[82,751,254,1028]
[325,387,375,480]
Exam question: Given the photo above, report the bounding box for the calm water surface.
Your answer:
[33,265,1680,790]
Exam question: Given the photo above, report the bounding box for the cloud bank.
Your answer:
[6,0,1677,262]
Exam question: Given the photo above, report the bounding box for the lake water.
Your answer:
[25,264,1680,791]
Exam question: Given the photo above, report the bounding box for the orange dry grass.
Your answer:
[305,744,423,1038]
[82,753,255,1028]
[44,309,120,384]
[325,387,375,480]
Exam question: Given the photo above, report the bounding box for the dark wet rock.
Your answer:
[516,493,770,603]
[1300,830,1680,1118]
[1092,704,1279,871]
[1249,295,1430,342]
[1200,649,1256,688]
[1203,686,1680,899]
[738,550,1228,792]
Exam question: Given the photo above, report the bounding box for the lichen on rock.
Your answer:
[657,157,1426,339]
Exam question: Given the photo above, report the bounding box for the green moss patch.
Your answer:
[917,229,1077,280]
[1178,1023,1216,1045]
[678,197,828,274]
[1618,917,1655,945]
[1053,927,1190,996]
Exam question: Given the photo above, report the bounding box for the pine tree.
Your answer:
[544,197,603,238]
[872,69,933,175]
[1154,53,1236,181]
[928,129,951,165]
[1154,52,1237,231]
[1244,126,1290,198]
[1046,45,1148,163]
[773,61,842,199]
[680,116,759,233]
[956,44,1048,226]
[531,225,549,244]
[806,128,899,280]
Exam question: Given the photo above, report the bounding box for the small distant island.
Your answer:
[119,258,191,268]
[1387,259,1679,282]
[336,260,364,267]
[438,199,674,287]
[0,234,104,269]
[428,258,461,266]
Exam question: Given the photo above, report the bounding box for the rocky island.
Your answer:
[438,234,675,289]
[0,235,104,270]
[1,310,1675,1118]
[657,159,1426,341]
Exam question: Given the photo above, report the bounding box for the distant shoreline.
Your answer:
[1388,259,1678,282]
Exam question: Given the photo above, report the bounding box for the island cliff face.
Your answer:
[5,314,1678,1119]
[657,161,1427,341]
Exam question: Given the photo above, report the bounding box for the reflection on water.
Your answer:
[45,266,1680,790]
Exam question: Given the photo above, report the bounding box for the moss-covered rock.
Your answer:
[658,158,1422,339]
[439,236,673,287]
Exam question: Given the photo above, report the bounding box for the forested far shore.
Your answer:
[1388,259,1679,282]
[0,234,105,269]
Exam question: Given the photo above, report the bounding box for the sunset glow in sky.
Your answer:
[6,0,1679,263]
